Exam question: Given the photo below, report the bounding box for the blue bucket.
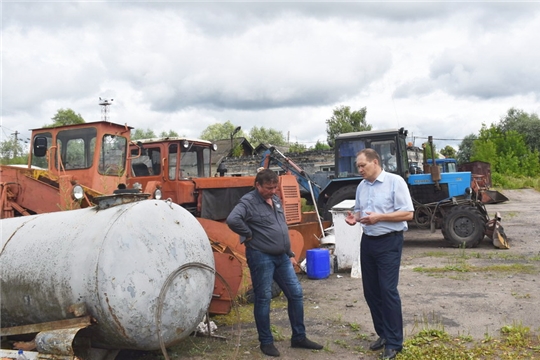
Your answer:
[306,248,330,280]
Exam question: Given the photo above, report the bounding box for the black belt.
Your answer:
[363,230,403,239]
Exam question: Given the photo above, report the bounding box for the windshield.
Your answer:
[180,144,212,178]
[56,127,97,170]
[98,134,127,176]
[336,139,366,177]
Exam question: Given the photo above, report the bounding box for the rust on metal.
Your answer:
[485,212,509,249]
[0,316,94,337]
[35,327,90,356]
[210,253,243,315]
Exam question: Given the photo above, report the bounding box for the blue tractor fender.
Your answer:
[318,177,362,216]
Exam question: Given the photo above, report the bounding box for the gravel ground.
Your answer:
[122,189,540,360]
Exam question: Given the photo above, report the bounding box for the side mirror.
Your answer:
[33,136,48,157]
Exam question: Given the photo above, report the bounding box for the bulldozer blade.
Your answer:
[486,212,509,249]
[481,189,509,204]
[493,222,509,249]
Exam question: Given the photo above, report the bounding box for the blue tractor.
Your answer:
[264,128,508,249]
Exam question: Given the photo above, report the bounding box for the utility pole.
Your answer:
[11,131,19,158]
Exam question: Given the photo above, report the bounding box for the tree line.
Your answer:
[2,106,539,180]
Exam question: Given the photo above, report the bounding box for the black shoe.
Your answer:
[380,347,400,359]
[260,343,280,357]
[291,337,324,350]
[369,337,386,351]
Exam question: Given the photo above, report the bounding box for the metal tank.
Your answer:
[0,199,215,350]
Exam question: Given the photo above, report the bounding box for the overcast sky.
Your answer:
[2,1,540,152]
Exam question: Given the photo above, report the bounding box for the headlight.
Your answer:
[154,188,162,200]
[72,185,84,200]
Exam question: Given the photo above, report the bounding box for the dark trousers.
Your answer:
[360,231,404,350]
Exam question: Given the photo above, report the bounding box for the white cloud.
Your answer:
[2,2,540,149]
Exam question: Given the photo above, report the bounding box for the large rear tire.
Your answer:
[441,205,486,248]
[322,184,358,221]
[244,280,282,303]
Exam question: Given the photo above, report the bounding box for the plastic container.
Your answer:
[17,349,28,360]
[306,248,330,279]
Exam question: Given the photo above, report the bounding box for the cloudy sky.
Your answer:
[2,1,540,151]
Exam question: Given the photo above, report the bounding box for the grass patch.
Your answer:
[213,296,288,326]
[414,263,537,275]
[398,322,540,360]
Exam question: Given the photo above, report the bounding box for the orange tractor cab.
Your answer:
[126,137,329,314]
[1,121,132,218]
[1,123,329,315]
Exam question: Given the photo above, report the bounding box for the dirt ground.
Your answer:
[131,189,540,360]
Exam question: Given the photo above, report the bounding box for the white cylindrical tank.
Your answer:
[0,199,215,350]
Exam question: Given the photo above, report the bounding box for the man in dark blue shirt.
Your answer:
[227,169,323,357]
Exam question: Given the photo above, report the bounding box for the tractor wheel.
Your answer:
[322,184,358,221]
[414,204,432,229]
[245,280,282,304]
[441,205,486,248]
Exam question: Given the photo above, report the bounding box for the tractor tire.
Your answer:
[441,205,486,248]
[245,280,282,304]
[322,184,358,221]
[414,204,432,229]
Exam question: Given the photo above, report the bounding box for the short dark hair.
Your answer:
[357,148,381,165]
[255,169,279,186]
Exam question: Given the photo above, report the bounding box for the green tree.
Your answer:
[131,128,157,140]
[288,142,307,154]
[456,133,477,165]
[498,108,540,154]
[471,124,500,168]
[440,145,456,159]
[423,142,437,160]
[249,126,285,146]
[159,130,180,138]
[45,108,85,127]
[200,121,246,142]
[326,105,371,147]
[312,140,331,151]
[0,137,27,164]
[472,123,540,177]
[131,129,180,140]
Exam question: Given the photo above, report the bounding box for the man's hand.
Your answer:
[345,211,357,226]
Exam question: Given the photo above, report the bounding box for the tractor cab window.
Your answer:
[31,132,52,169]
[99,134,127,176]
[168,144,178,180]
[336,139,366,177]
[372,140,398,174]
[130,146,161,177]
[179,143,211,178]
[57,127,97,170]
[446,161,457,173]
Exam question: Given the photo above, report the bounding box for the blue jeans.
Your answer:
[246,247,306,345]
